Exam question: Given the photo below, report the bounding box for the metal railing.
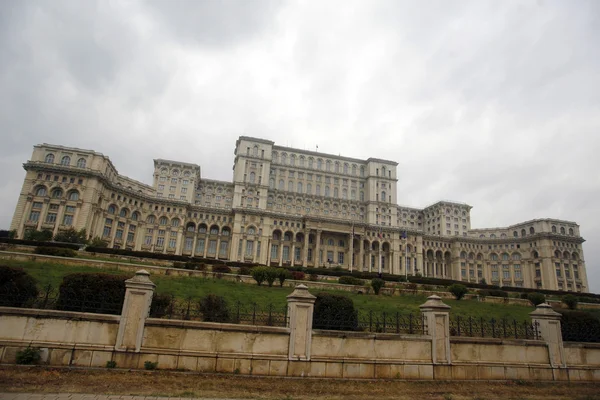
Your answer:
[450,315,540,340]
[314,310,427,335]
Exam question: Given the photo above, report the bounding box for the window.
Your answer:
[35,187,47,197]
[63,214,73,226]
[45,154,55,163]
[51,188,63,198]
[29,211,40,222]
[297,182,303,193]
[76,158,86,168]
[60,156,71,166]
[246,240,254,257]
[46,213,57,223]
[271,244,279,259]
[208,240,217,254]
[338,252,344,264]
[159,216,168,225]
[210,226,219,235]
[249,172,255,183]
[282,246,290,261]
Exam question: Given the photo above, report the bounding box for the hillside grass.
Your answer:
[3,258,537,321]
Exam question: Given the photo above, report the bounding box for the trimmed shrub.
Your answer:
[0,237,79,249]
[238,266,252,275]
[24,229,53,242]
[558,310,600,342]
[371,278,385,295]
[520,293,529,300]
[0,266,39,307]
[150,293,173,318]
[484,289,508,298]
[212,264,232,273]
[16,347,41,365]
[338,276,363,286]
[562,294,578,310]
[276,268,292,287]
[53,228,88,244]
[198,294,230,323]
[527,292,546,306]
[251,266,267,285]
[264,267,279,287]
[449,284,468,300]
[89,237,109,248]
[313,293,358,331]
[56,273,126,314]
[106,360,117,368]
[291,271,305,281]
[34,246,77,257]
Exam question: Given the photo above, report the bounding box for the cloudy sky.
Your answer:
[0,0,598,290]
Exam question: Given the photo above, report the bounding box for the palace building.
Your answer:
[9,136,589,292]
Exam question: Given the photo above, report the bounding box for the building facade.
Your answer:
[10,136,589,292]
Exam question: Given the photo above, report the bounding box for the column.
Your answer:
[37,200,49,230]
[530,303,566,368]
[134,224,144,251]
[315,230,322,268]
[287,284,316,361]
[215,237,221,260]
[175,228,183,255]
[203,237,209,258]
[291,243,296,266]
[115,270,156,352]
[359,236,364,271]
[390,250,395,275]
[420,295,451,364]
[377,250,382,274]
[349,233,354,272]
[191,233,197,257]
[302,231,309,267]
[278,243,283,267]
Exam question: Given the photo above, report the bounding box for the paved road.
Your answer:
[0,395,243,400]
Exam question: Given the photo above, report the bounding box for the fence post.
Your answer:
[115,270,156,352]
[286,284,316,361]
[529,303,566,368]
[420,295,451,364]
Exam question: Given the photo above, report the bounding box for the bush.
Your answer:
[53,228,88,244]
[562,294,578,310]
[527,292,546,306]
[448,284,468,300]
[313,293,358,331]
[34,246,77,257]
[23,229,53,242]
[276,268,292,287]
[212,265,232,273]
[89,237,109,248]
[264,267,279,287]
[309,273,319,282]
[558,310,600,342]
[198,294,230,323]
[251,266,269,286]
[0,266,39,307]
[482,289,508,298]
[520,293,529,300]
[238,266,252,276]
[0,237,79,249]
[16,347,41,365]
[338,276,363,286]
[291,271,305,281]
[106,360,117,368]
[371,278,385,295]
[144,360,158,370]
[150,293,173,318]
[405,283,418,292]
[56,273,126,314]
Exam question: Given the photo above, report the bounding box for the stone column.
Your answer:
[303,230,310,267]
[215,237,221,260]
[291,243,296,266]
[420,295,451,364]
[530,303,566,368]
[175,228,183,255]
[359,236,364,271]
[349,233,354,272]
[191,233,197,257]
[315,230,322,268]
[115,270,156,352]
[377,250,382,274]
[287,284,316,361]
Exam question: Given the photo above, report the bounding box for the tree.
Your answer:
[371,278,385,295]
[448,284,468,300]
[54,228,88,244]
[562,294,578,310]
[89,237,109,248]
[313,293,358,331]
[264,267,279,287]
[23,229,53,242]
[198,294,230,323]
[527,292,546,306]
[251,266,268,286]
[276,268,292,287]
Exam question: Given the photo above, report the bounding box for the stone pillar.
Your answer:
[420,295,451,364]
[349,233,354,272]
[359,236,364,271]
[303,230,310,267]
[191,233,197,257]
[291,243,296,266]
[287,284,316,361]
[115,270,155,352]
[530,303,566,368]
[315,230,322,268]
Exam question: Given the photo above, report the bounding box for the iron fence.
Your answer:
[152,297,289,328]
[450,315,540,340]
[0,284,124,315]
[314,310,427,335]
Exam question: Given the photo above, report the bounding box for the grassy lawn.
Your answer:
[3,258,535,321]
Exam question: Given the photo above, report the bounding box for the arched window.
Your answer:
[326,160,332,171]
[334,187,338,198]
[316,185,321,196]
[351,189,356,200]
[569,228,574,235]
[344,163,349,174]
[521,229,526,237]
[512,253,521,260]
[381,191,386,202]
[342,188,347,199]
[299,157,305,167]
[360,166,365,177]
[222,227,231,236]
[269,178,275,189]
[210,226,219,235]
[290,154,296,166]
[272,230,281,240]
[328,238,334,246]
[146,215,155,224]
[278,179,284,190]
[108,205,117,214]
[281,153,287,165]
[325,186,330,197]
[77,158,86,168]
[51,188,63,198]
[555,250,561,258]
[272,152,278,163]
[560,227,565,234]
[382,166,386,177]
[513,231,518,238]
[249,172,255,184]
[198,224,207,234]
[284,232,292,241]
[131,212,139,221]
[68,190,79,201]
[490,234,496,238]
[253,146,258,156]
[119,208,129,218]
[552,226,557,233]
[529,227,535,234]
[45,154,55,163]
[60,156,71,166]
[297,182,303,193]
[502,253,509,261]
[288,181,293,192]
[307,183,312,194]
[186,223,195,232]
[171,218,180,227]
[334,162,340,173]
[533,251,539,259]
[479,234,485,238]
[352,164,357,175]
[317,159,322,170]
[308,158,314,168]
[490,253,498,261]
[460,251,466,259]
[159,216,168,225]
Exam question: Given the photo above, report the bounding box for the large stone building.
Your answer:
[10,136,589,292]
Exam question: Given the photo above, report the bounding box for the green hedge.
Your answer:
[56,273,126,315]
[313,293,358,331]
[0,265,39,307]
[0,238,80,250]
[338,276,364,286]
[34,246,77,257]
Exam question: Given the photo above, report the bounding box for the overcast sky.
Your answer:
[1,0,599,291]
